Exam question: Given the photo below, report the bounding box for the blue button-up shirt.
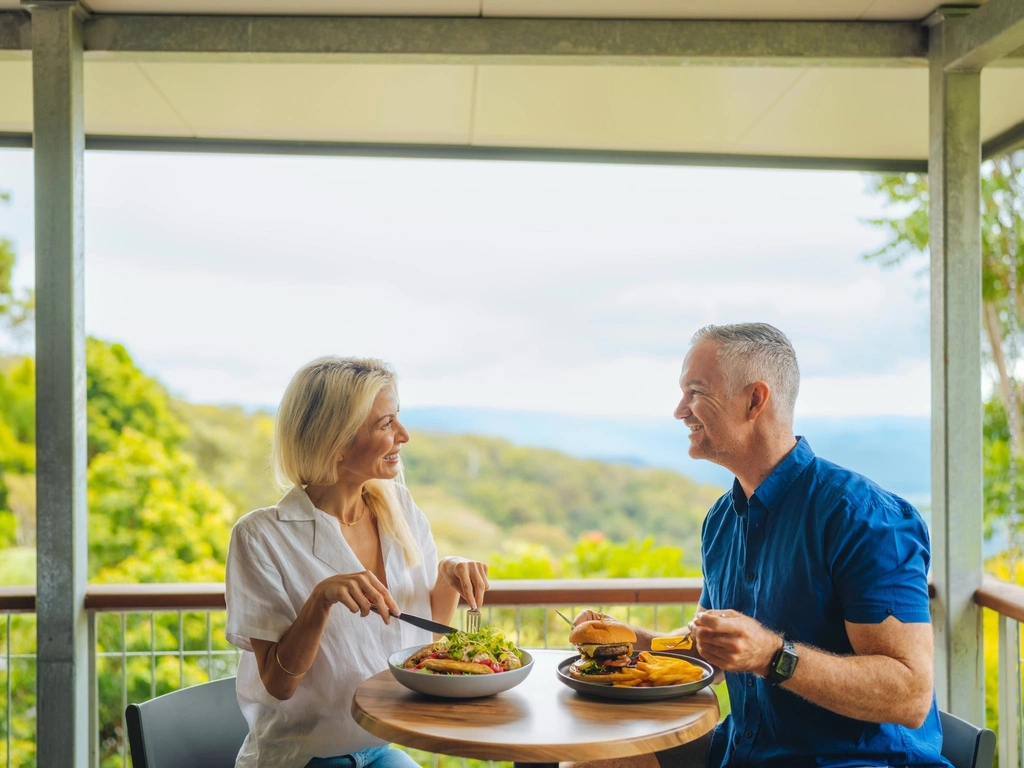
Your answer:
[700,437,950,768]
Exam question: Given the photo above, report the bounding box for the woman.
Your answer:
[225,356,489,768]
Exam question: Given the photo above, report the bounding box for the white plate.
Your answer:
[387,646,534,698]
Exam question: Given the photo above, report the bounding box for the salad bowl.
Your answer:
[387,628,533,698]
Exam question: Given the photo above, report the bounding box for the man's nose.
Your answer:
[674,401,689,420]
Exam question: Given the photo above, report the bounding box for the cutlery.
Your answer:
[554,609,576,628]
[370,606,458,635]
[465,607,481,634]
[650,632,693,651]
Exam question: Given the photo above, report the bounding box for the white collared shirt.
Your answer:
[225,484,438,768]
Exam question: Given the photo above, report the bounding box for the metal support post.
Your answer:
[927,9,984,724]
[26,1,89,766]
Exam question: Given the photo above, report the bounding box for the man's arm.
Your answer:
[691,610,934,728]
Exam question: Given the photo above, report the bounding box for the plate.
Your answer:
[387,646,534,698]
[555,653,714,701]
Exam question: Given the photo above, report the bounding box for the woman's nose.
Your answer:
[396,421,410,443]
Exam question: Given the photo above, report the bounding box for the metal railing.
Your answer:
[1,579,704,768]
[6,577,1024,768]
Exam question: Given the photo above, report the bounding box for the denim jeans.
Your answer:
[306,745,422,768]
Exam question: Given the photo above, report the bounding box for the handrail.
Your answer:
[0,578,705,613]
[974,575,1024,623]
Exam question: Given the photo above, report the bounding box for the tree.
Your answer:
[865,152,1024,551]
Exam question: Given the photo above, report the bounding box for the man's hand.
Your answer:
[689,609,781,676]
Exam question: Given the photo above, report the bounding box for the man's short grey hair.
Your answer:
[690,323,800,423]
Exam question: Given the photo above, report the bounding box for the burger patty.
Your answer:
[591,644,632,661]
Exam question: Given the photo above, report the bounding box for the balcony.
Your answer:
[2,577,1023,768]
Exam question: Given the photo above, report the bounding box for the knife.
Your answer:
[370,605,458,635]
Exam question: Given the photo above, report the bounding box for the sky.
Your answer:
[0,148,931,420]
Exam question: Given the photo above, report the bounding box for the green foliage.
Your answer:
[171,400,279,514]
[86,338,187,461]
[404,431,721,568]
[865,157,1024,548]
[87,427,234,581]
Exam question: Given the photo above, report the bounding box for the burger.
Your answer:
[568,619,637,684]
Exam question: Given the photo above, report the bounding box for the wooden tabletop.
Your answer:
[352,649,720,763]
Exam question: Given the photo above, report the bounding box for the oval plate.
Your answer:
[556,653,714,701]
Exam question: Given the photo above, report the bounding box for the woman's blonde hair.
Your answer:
[273,356,420,566]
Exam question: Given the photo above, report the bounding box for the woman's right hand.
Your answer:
[315,571,400,623]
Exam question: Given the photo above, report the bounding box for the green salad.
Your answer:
[402,626,524,674]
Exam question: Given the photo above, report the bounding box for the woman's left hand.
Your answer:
[438,557,489,611]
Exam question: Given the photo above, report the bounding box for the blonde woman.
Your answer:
[225,357,489,768]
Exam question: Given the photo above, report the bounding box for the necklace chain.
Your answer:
[340,501,369,527]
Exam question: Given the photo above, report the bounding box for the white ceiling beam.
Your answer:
[941,0,1024,71]
[0,12,929,66]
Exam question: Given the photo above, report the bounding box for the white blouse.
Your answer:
[225,484,437,768]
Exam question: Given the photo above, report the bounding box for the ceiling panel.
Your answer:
[472,66,804,152]
[0,60,30,133]
[980,69,1024,142]
[735,69,928,159]
[140,62,476,144]
[85,0,481,14]
[85,63,193,136]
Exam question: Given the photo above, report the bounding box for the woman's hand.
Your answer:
[438,557,489,611]
[314,570,400,623]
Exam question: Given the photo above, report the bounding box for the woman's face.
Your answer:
[338,385,409,485]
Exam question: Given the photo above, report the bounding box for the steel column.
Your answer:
[927,11,984,723]
[27,2,89,766]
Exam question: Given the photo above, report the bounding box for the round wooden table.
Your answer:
[352,649,720,768]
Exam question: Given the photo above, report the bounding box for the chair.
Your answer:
[940,710,996,768]
[125,676,249,768]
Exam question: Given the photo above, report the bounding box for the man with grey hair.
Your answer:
[571,322,949,768]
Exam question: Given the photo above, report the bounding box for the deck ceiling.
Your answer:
[0,0,1022,168]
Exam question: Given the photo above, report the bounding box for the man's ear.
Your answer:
[747,381,771,420]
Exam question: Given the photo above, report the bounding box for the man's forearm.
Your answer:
[782,644,932,728]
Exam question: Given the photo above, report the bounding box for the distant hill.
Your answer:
[401,407,931,500]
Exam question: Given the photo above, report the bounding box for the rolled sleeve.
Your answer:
[225,525,296,651]
[828,499,932,625]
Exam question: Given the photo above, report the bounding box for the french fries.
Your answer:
[610,651,705,688]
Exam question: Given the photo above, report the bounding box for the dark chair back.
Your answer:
[125,676,249,768]
[939,709,996,768]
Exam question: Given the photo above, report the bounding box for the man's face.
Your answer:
[673,341,748,466]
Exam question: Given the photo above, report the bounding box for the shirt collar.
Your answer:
[730,436,816,515]
[276,485,317,521]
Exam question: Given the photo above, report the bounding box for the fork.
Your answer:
[466,607,481,634]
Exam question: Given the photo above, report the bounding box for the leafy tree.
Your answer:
[865,154,1024,551]
[86,338,187,461]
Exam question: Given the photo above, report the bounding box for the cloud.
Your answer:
[0,148,930,418]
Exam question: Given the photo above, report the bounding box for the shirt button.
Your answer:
[746,572,755,582]
[747,678,755,687]
[744,731,753,739]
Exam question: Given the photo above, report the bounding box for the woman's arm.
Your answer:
[430,557,489,628]
[251,570,399,701]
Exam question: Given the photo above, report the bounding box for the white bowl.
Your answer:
[387,646,534,698]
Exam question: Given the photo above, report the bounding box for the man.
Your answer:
[573,322,948,768]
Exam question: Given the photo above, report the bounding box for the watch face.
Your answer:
[775,651,797,678]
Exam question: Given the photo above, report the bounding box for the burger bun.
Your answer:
[569,619,637,646]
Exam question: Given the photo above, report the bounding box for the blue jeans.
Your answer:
[306,745,422,768]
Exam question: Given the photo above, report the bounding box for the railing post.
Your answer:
[998,614,1021,768]
[927,8,984,724]
[88,610,98,768]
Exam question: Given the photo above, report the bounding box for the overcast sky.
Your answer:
[0,148,930,420]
